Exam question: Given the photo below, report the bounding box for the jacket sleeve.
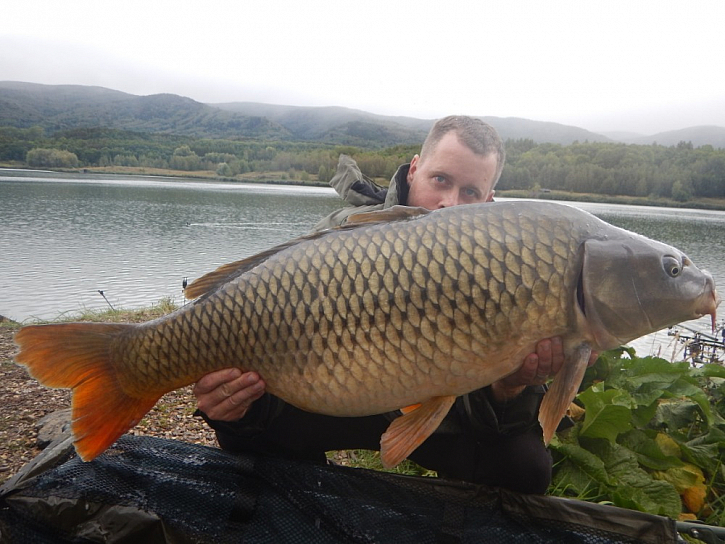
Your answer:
[195,393,288,452]
[313,154,390,231]
[328,154,388,206]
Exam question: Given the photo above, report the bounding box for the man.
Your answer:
[194,116,583,494]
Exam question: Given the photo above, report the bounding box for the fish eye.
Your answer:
[663,256,682,277]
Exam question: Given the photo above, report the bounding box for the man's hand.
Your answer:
[193,369,266,421]
[489,338,599,403]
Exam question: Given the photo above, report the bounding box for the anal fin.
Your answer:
[380,396,456,469]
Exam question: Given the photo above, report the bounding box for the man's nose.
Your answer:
[438,192,459,209]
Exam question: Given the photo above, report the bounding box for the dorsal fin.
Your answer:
[345,205,430,225]
[185,206,430,299]
[184,231,326,299]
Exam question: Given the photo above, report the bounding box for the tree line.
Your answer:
[1,126,724,201]
[500,139,725,201]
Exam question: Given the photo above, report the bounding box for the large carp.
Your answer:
[15,201,719,467]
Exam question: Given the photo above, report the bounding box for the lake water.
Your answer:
[2,168,723,359]
[0,169,343,321]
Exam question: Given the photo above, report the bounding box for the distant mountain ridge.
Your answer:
[0,82,290,140]
[614,125,725,148]
[1,81,723,148]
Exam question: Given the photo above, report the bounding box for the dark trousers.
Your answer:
[209,402,552,495]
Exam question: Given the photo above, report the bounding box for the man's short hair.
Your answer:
[420,116,506,187]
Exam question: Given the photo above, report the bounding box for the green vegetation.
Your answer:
[500,139,725,202]
[2,125,724,205]
[550,348,725,524]
[13,297,181,326]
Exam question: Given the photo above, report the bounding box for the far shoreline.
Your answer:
[3,163,725,211]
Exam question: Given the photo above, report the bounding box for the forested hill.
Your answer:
[0,81,614,147]
[0,82,290,141]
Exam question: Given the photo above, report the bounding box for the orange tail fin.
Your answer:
[14,323,162,462]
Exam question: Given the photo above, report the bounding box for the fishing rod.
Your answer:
[676,520,725,544]
[97,290,115,311]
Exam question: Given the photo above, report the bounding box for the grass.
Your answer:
[328,449,437,477]
[21,296,181,325]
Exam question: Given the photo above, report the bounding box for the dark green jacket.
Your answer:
[313,154,410,230]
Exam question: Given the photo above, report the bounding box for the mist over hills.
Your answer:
[1,81,724,149]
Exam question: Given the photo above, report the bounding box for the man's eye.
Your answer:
[463,188,479,198]
[434,175,446,183]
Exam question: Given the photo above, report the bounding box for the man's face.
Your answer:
[406,132,497,210]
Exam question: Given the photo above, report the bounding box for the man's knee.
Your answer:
[473,430,553,494]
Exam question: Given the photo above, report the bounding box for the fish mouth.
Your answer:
[698,272,720,332]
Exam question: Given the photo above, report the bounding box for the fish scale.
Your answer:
[14,201,719,465]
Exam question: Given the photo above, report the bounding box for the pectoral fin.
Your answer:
[380,395,456,469]
[539,343,592,444]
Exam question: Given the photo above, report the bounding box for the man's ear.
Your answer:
[407,154,420,185]
[486,189,495,202]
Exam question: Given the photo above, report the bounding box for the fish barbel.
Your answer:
[14,202,720,466]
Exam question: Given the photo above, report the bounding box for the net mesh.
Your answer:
[0,435,677,543]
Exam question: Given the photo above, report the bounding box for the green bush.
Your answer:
[549,348,725,524]
[26,147,79,168]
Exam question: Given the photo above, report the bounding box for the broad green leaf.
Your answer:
[631,400,659,428]
[607,357,691,407]
[666,379,714,425]
[550,442,612,485]
[680,442,721,473]
[590,440,681,518]
[550,349,722,522]
[586,438,638,477]
[653,398,701,430]
[616,357,689,385]
[618,429,683,470]
[680,428,725,472]
[686,425,725,446]
[580,348,634,390]
[579,385,633,442]
[695,364,725,379]
[611,479,681,518]
[550,462,600,499]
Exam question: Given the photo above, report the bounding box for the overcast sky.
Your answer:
[2,0,724,135]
